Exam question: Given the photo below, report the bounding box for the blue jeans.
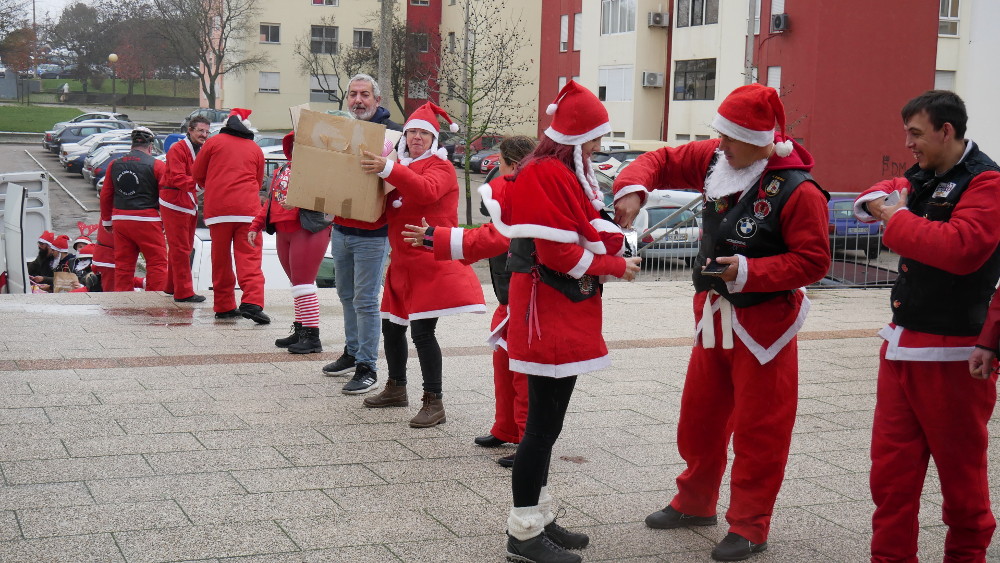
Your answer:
[330,228,389,367]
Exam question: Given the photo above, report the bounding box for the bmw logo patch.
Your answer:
[736,217,757,239]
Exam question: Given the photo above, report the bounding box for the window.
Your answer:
[312,0,338,5]
[415,33,429,52]
[558,76,567,91]
[450,0,456,4]
[597,66,634,102]
[771,0,785,14]
[259,24,279,43]
[600,0,636,35]
[676,134,691,141]
[753,0,762,34]
[448,32,456,52]
[766,66,781,92]
[353,29,373,49]
[673,59,716,100]
[939,0,959,35]
[560,15,569,51]
[935,70,956,90]
[411,0,429,5]
[310,74,338,103]
[573,13,582,51]
[311,25,338,54]
[695,135,711,141]
[676,0,719,28]
[258,72,280,93]
[409,79,428,100]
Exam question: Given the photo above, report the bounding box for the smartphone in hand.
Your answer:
[701,260,730,276]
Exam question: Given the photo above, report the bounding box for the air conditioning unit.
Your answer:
[642,71,665,88]
[648,11,670,27]
[772,13,790,32]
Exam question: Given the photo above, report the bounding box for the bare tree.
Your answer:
[292,15,372,110]
[432,0,534,224]
[0,0,28,38]
[150,0,268,109]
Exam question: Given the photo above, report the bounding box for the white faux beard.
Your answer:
[704,150,769,200]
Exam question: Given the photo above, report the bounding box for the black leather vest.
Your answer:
[111,150,159,211]
[693,167,823,308]
[488,252,512,305]
[507,238,601,302]
[890,144,1000,336]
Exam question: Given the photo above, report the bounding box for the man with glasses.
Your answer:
[162,115,211,303]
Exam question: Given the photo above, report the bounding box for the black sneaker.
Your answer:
[645,505,717,529]
[342,363,378,395]
[322,348,356,376]
[239,303,271,324]
[174,294,206,303]
[215,309,241,319]
[544,513,589,550]
[711,532,767,561]
[506,532,581,563]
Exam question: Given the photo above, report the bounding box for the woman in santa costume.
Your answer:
[357,102,486,428]
[401,135,537,468]
[613,84,830,561]
[483,81,641,563]
[248,131,332,354]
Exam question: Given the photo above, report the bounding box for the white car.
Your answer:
[190,228,335,291]
[59,130,132,166]
[52,112,132,131]
[634,191,703,266]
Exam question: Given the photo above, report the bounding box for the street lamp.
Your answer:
[108,53,118,113]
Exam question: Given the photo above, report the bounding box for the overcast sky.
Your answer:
[26,0,75,23]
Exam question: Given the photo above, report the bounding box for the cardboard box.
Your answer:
[285,108,389,223]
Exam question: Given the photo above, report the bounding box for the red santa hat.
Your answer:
[543,80,611,211]
[228,108,253,130]
[76,243,96,259]
[397,102,459,161]
[38,230,56,249]
[711,84,793,157]
[52,234,71,253]
[73,235,92,248]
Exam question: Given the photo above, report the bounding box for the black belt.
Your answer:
[334,224,388,237]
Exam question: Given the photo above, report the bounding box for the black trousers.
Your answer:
[382,318,442,394]
[512,374,577,507]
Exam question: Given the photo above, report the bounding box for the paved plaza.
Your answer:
[0,282,997,562]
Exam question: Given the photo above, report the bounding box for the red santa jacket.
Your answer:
[378,152,486,323]
[99,153,166,226]
[251,164,299,233]
[160,137,200,215]
[192,131,264,225]
[614,137,830,364]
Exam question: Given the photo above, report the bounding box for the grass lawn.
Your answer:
[40,78,199,98]
[0,105,85,132]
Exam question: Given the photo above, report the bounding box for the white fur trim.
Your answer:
[879,324,976,362]
[111,215,161,222]
[711,113,774,147]
[613,184,648,204]
[775,139,793,157]
[567,250,594,279]
[487,313,510,350]
[158,198,197,215]
[544,122,613,146]
[732,289,810,364]
[590,218,621,235]
[546,103,558,115]
[509,353,612,378]
[383,304,487,326]
[853,191,889,222]
[726,254,749,293]
[290,283,317,298]
[403,119,438,136]
[508,506,545,541]
[101,220,112,227]
[92,260,115,268]
[449,228,465,261]
[378,159,394,178]
[204,215,254,225]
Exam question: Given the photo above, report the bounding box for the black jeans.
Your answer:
[512,374,577,507]
[382,318,442,394]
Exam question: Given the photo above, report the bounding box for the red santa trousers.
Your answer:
[489,306,528,444]
[870,342,997,563]
[112,220,167,292]
[671,327,798,545]
[161,206,197,299]
[208,222,263,312]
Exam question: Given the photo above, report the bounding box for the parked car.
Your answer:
[59,130,132,166]
[190,228,335,290]
[255,135,283,149]
[449,134,503,166]
[179,108,232,132]
[591,150,646,177]
[635,200,703,266]
[52,112,132,131]
[470,148,502,174]
[0,63,6,78]
[36,64,62,79]
[88,149,132,190]
[828,197,882,258]
[48,124,120,154]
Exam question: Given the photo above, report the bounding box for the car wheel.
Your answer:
[866,240,882,259]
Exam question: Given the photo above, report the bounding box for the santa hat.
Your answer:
[52,234,71,253]
[711,84,793,157]
[543,80,612,211]
[397,102,459,161]
[282,131,295,160]
[74,235,92,248]
[76,244,96,259]
[228,108,253,130]
[38,230,56,249]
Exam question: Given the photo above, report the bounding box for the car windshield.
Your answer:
[647,207,697,229]
[830,200,855,220]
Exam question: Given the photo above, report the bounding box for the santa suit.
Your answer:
[161,137,201,300]
[378,151,486,324]
[192,119,265,313]
[853,141,1000,562]
[614,137,830,544]
[99,149,168,292]
[430,175,527,443]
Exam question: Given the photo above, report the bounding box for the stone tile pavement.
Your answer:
[0,282,997,562]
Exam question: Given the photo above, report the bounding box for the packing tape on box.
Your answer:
[339,199,352,217]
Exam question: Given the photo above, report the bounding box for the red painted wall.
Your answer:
[754,0,938,193]
[537,0,582,138]
[405,0,443,116]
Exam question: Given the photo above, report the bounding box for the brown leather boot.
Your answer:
[409,392,446,428]
[362,379,408,408]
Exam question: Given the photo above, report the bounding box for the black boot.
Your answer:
[506,533,581,563]
[544,520,589,550]
[274,322,302,348]
[287,326,322,354]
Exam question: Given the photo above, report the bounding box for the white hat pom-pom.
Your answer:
[449,122,459,133]
[546,103,558,116]
[775,139,793,158]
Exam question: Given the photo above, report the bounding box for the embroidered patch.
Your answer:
[901,264,908,273]
[764,176,784,197]
[893,300,901,309]
[714,198,730,214]
[736,217,757,239]
[932,181,957,199]
[753,199,772,219]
